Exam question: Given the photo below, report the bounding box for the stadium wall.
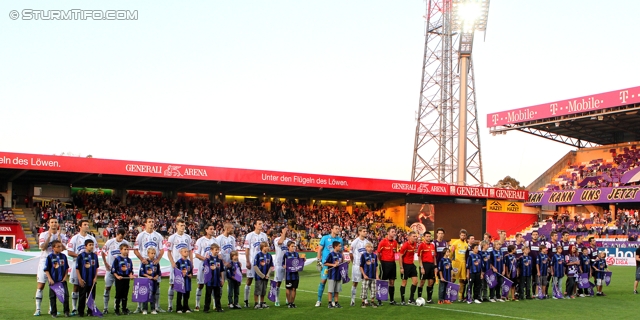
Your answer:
[434,203,484,241]
[485,212,537,240]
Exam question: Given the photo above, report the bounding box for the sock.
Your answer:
[195,287,202,308]
[400,286,406,302]
[410,285,417,301]
[427,286,434,301]
[35,289,43,311]
[351,286,357,301]
[72,292,79,310]
[389,286,395,301]
[103,289,110,310]
[418,286,424,298]
[317,282,326,302]
[168,287,174,309]
[244,285,251,303]
[276,287,280,303]
[155,289,160,310]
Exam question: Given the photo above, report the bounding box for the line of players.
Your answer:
[314,225,611,308]
[34,216,304,316]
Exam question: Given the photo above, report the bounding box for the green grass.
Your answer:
[1,266,636,320]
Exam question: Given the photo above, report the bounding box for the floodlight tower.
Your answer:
[411,0,489,185]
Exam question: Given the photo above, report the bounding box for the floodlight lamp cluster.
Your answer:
[451,0,490,33]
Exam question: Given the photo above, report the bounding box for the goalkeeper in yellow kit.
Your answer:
[449,229,469,301]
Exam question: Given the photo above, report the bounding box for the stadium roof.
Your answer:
[487,86,640,147]
[0,151,527,203]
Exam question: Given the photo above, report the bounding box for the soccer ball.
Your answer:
[415,297,426,306]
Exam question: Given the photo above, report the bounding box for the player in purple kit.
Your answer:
[526,230,541,294]
[434,228,448,265]
[560,231,572,256]
[542,231,559,296]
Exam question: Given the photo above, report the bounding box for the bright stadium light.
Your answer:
[451,0,490,186]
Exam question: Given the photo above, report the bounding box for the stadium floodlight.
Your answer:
[451,0,490,186]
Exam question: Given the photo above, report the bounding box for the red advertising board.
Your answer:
[0,151,527,200]
[487,86,640,127]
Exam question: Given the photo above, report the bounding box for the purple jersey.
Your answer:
[514,243,525,260]
[560,241,571,256]
[434,239,448,264]
[526,240,541,261]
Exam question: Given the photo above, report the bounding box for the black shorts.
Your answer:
[421,262,436,280]
[285,280,299,289]
[380,261,397,280]
[401,263,418,280]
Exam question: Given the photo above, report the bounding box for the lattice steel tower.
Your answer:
[411,0,487,185]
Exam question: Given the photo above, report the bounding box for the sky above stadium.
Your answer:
[1,0,640,188]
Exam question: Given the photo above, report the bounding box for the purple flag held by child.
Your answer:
[87,294,104,318]
[339,262,350,284]
[537,284,544,299]
[501,278,513,298]
[203,264,212,284]
[604,271,612,286]
[485,269,497,289]
[446,282,460,301]
[577,273,590,289]
[132,278,153,303]
[173,268,186,294]
[466,285,473,303]
[51,282,66,303]
[553,283,563,299]
[587,282,595,296]
[233,268,243,283]
[376,280,389,301]
[285,258,305,273]
[268,280,278,302]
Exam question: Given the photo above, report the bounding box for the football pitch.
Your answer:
[1,266,635,320]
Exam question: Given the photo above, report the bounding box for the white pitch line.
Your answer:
[295,289,533,320]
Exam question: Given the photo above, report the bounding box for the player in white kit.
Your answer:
[100,228,129,314]
[67,219,97,316]
[349,227,371,306]
[133,217,165,313]
[217,222,237,308]
[272,226,291,307]
[166,218,193,312]
[34,217,67,316]
[243,220,268,307]
[194,224,217,311]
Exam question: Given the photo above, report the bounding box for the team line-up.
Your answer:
[34,217,614,317]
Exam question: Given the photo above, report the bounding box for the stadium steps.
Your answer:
[80,210,105,248]
[12,208,39,251]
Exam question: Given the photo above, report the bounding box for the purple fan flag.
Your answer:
[485,269,497,289]
[553,282,563,299]
[446,282,460,301]
[285,258,305,273]
[173,268,186,294]
[587,282,595,296]
[132,278,153,303]
[203,264,212,284]
[50,282,65,303]
[577,273,590,289]
[537,284,544,299]
[466,285,473,303]
[339,262,350,284]
[233,268,242,283]
[87,294,103,318]
[604,271,612,286]
[268,280,278,302]
[376,280,389,301]
[501,278,513,298]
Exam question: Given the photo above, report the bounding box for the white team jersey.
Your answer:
[244,231,268,262]
[38,231,67,262]
[102,238,130,267]
[134,230,163,259]
[167,233,192,262]
[195,236,218,261]
[349,238,370,266]
[216,234,236,263]
[67,233,97,266]
[273,237,291,267]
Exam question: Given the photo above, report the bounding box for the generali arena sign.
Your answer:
[0,151,527,200]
